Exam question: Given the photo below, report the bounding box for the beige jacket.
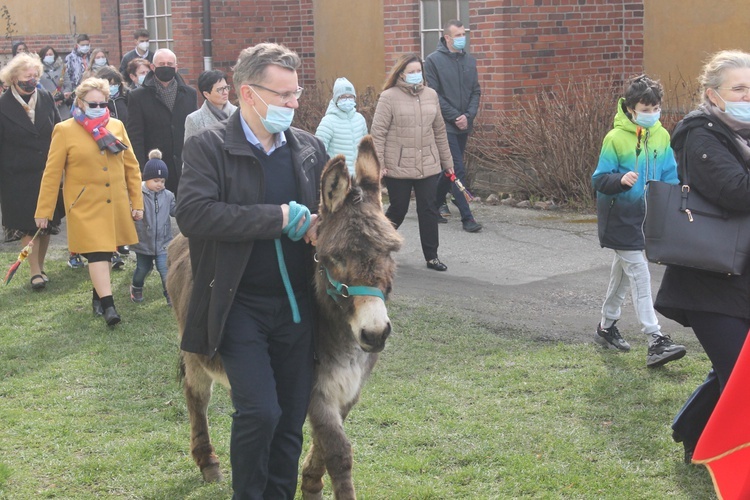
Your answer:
[371,81,453,179]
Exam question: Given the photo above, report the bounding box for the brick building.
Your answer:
[3,0,646,125]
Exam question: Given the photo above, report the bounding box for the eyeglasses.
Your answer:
[84,101,108,108]
[249,83,304,103]
[215,85,231,94]
[717,86,750,96]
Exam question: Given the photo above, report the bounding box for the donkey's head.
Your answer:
[314,136,403,353]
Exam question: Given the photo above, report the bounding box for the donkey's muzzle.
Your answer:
[359,322,391,353]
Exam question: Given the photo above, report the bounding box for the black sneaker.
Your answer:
[595,321,631,351]
[647,334,687,368]
[112,253,125,270]
[462,218,483,233]
[439,203,451,217]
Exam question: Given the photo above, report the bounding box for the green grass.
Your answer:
[0,249,716,499]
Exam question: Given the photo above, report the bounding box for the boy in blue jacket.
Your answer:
[592,75,686,368]
[130,149,176,305]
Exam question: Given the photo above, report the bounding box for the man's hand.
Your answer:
[621,171,638,188]
[455,114,468,130]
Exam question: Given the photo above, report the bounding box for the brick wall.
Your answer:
[382,0,644,123]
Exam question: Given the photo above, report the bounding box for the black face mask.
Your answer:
[154,66,176,83]
[16,78,37,93]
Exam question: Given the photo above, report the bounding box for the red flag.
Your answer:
[693,331,750,499]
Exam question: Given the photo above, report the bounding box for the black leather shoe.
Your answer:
[672,430,697,464]
[103,306,121,326]
[92,299,103,316]
[426,258,448,271]
[462,218,483,233]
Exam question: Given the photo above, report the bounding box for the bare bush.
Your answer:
[469,79,622,209]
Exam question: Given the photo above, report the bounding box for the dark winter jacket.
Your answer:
[655,110,750,325]
[119,48,153,82]
[108,90,129,123]
[0,88,61,233]
[127,72,197,194]
[423,37,481,135]
[175,111,328,357]
[592,98,678,250]
[131,184,176,256]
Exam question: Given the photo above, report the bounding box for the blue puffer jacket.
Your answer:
[592,98,679,250]
[315,77,368,175]
[131,184,176,255]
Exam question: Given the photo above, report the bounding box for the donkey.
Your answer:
[167,136,403,499]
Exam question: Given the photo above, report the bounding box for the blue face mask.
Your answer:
[633,110,660,128]
[110,85,120,97]
[137,74,146,85]
[718,93,750,123]
[251,87,295,134]
[85,105,107,119]
[405,72,423,85]
[337,98,356,112]
[452,36,466,50]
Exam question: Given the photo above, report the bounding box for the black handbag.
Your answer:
[643,131,750,275]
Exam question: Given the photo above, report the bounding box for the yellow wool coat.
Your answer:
[35,117,144,253]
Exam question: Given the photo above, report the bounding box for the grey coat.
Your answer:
[183,100,238,141]
[423,38,482,135]
[131,183,176,256]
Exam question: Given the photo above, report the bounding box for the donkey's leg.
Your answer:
[182,354,223,482]
[307,398,356,500]
[301,432,327,500]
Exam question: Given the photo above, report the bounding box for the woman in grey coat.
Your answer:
[184,70,237,140]
[38,46,71,120]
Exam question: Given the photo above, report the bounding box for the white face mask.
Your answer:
[78,44,90,54]
[94,57,107,66]
[43,55,55,65]
[138,41,150,52]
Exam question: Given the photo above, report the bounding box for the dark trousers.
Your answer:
[435,132,473,222]
[672,310,750,444]
[219,290,314,500]
[385,173,440,261]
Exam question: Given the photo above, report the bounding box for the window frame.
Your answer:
[419,0,470,59]
[143,0,174,51]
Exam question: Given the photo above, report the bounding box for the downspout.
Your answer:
[202,0,212,70]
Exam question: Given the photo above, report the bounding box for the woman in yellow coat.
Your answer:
[35,77,144,326]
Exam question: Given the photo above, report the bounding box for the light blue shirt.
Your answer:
[239,113,287,155]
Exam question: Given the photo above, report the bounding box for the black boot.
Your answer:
[92,289,103,316]
[100,295,120,326]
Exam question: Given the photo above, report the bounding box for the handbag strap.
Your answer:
[677,130,693,220]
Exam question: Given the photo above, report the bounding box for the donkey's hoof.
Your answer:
[301,490,324,500]
[201,464,224,483]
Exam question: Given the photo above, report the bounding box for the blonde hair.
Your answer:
[0,53,43,85]
[74,77,110,106]
[699,50,750,105]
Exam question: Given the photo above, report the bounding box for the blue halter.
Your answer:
[320,265,385,304]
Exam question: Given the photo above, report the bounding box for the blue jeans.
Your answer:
[435,132,474,222]
[219,290,314,499]
[132,252,168,291]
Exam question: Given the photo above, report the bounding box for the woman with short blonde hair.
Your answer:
[0,52,60,290]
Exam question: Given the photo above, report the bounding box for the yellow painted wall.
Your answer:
[644,0,750,111]
[313,0,385,93]
[4,0,101,36]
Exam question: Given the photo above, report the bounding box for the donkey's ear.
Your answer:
[355,135,382,197]
[320,155,351,215]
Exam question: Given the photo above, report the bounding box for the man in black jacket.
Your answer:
[119,28,153,82]
[176,42,326,499]
[424,19,483,232]
[127,48,197,194]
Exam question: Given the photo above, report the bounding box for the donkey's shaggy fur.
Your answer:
[167,136,402,499]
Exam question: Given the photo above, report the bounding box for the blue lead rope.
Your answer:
[276,201,311,323]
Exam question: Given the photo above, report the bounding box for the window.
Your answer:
[144,0,173,51]
[420,0,470,58]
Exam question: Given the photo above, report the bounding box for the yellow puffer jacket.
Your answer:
[371,80,453,179]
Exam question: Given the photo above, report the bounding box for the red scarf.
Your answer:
[72,106,127,154]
